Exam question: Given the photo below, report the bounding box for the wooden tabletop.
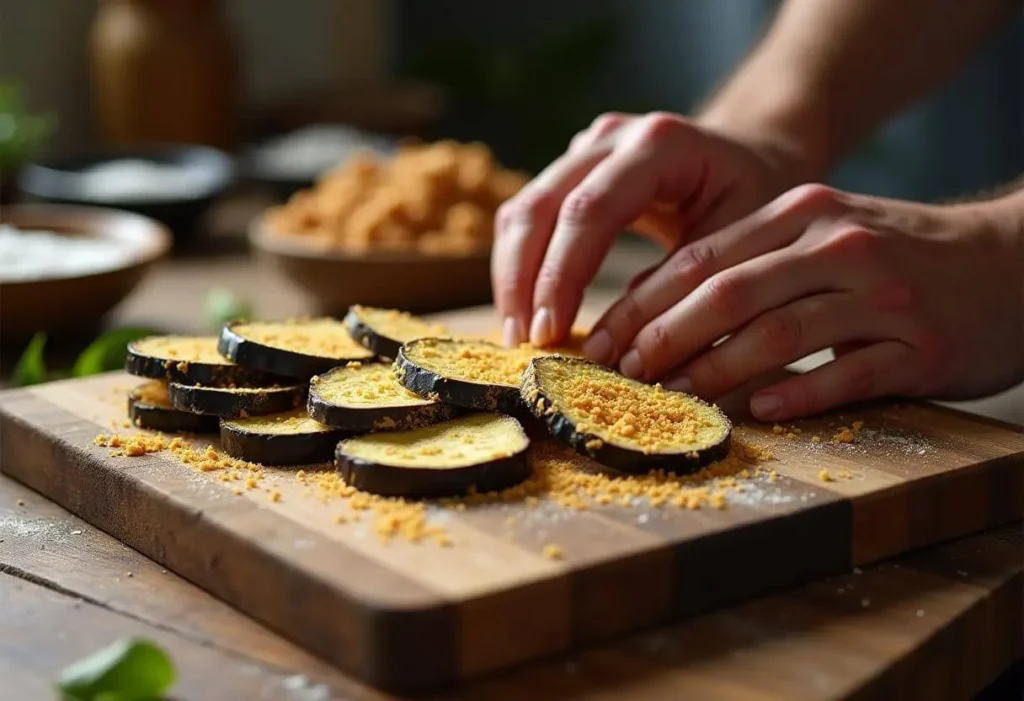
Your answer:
[3,471,1020,701]
[2,237,1023,700]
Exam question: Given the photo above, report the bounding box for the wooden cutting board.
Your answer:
[2,303,1022,693]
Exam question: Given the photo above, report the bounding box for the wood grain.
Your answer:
[1,302,1022,692]
[2,474,1020,701]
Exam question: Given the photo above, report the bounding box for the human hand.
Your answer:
[491,111,806,348]
[587,184,1024,421]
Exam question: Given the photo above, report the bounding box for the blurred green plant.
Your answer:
[12,327,158,387]
[12,288,255,387]
[203,287,254,332]
[0,83,56,171]
[57,637,176,701]
[401,16,655,172]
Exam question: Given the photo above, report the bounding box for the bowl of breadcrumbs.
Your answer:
[250,139,528,315]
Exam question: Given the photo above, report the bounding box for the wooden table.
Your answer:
[2,243,1022,700]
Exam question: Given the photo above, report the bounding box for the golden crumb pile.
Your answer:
[131,336,232,365]
[352,306,446,343]
[312,362,432,407]
[527,361,729,454]
[265,140,528,255]
[306,471,449,545]
[231,319,375,360]
[405,339,550,387]
[132,381,172,407]
[832,420,865,444]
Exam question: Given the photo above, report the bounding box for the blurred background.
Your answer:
[5,0,1023,199]
[1,0,1022,422]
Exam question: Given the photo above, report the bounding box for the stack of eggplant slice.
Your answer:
[123,304,733,498]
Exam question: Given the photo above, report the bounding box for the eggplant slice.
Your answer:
[127,335,280,386]
[168,381,306,419]
[127,381,219,433]
[219,409,348,466]
[336,413,531,498]
[218,318,375,380]
[396,338,553,413]
[308,361,459,432]
[343,305,447,359]
[521,356,732,474]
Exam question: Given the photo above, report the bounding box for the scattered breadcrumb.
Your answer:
[542,543,563,560]
[819,468,834,482]
[15,498,25,507]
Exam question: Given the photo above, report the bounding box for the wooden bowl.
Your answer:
[249,214,493,316]
[0,204,172,342]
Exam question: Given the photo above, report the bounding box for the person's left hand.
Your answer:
[585,183,1024,421]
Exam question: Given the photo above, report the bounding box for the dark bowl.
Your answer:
[18,145,236,240]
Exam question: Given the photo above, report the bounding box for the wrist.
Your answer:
[959,187,1024,309]
[696,60,832,188]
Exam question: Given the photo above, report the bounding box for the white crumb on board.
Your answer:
[0,514,72,543]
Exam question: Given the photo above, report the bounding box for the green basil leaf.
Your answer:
[57,638,175,701]
[13,332,47,386]
[72,327,159,378]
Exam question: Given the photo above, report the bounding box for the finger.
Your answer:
[748,340,915,421]
[491,144,614,346]
[529,144,680,346]
[664,291,905,399]
[622,236,872,382]
[587,183,845,365]
[569,112,630,153]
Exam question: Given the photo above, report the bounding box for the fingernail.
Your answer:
[620,349,644,379]
[529,307,553,346]
[751,394,782,420]
[583,329,613,365]
[502,316,521,348]
[664,375,693,394]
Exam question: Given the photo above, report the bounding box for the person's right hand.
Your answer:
[491,110,805,349]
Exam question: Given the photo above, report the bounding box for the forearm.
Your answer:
[698,0,1019,183]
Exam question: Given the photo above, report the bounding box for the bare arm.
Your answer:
[699,0,1021,182]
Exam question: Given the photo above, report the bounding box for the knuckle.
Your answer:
[701,272,748,320]
[642,322,674,359]
[498,192,550,232]
[614,294,649,332]
[777,182,845,216]
[636,111,682,142]
[560,188,608,227]
[757,310,803,359]
[823,225,881,261]
[667,243,715,286]
[590,111,627,137]
[534,263,569,293]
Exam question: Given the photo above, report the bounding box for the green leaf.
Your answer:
[203,287,253,331]
[13,332,47,386]
[72,327,159,378]
[57,637,176,701]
